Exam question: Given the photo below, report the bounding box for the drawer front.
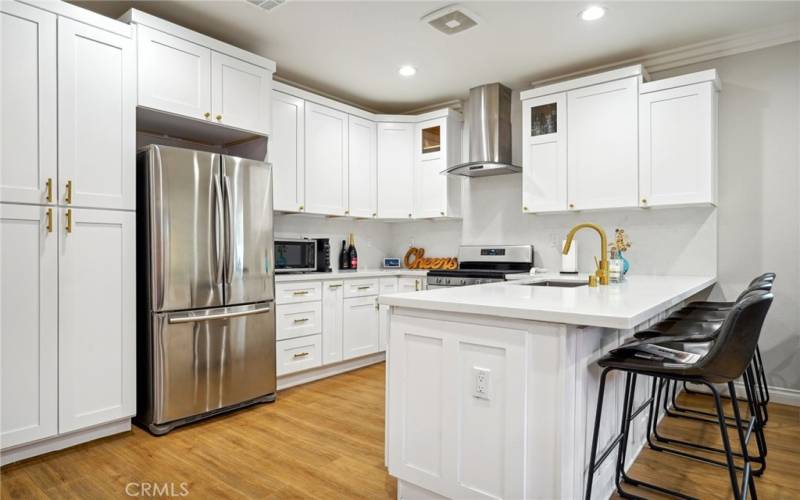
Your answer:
[276,302,322,340]
[343,278,379,298]
[277,334,322,376]
[379,277,399,295]
[275,281,322,304]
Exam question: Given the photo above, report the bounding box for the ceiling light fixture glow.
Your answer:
[579,6,606,21]
[398,65,417,77]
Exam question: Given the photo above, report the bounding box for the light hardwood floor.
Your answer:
[2,362,798,499]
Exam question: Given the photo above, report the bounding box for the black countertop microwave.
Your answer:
[275,238,330,273]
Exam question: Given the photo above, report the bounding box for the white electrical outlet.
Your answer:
[472,367,491,400]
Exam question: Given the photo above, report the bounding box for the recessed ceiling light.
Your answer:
[398,65,417,77]
[579,6,606,21]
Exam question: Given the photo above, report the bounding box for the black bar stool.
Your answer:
[585,290,773,500]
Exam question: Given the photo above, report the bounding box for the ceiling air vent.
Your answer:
[246,0,286,12]
[421,4,480,35]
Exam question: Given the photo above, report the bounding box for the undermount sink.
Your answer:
[521,280,588,288]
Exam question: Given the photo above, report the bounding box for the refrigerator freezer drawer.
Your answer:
[151,302,276,425]
[276,334,322,376]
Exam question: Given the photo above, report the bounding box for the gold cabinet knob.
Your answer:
[372,212,377,217]
[204,112,211,119]
[298,205,304,211]
[440,211,445,216]
[408,213,412,218]
[641,198,648,204]
[569,203,575,209]
[523,206,528,212]
[216,114,222,121]
[344,210,350,215]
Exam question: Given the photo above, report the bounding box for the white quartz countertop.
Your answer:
[275,269,427,282]
[379,273,716,329]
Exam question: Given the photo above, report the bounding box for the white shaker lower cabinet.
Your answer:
[639,71,720,208]
[322,281,344,364]
[211,51,272,135]
[567,76,639,211]
[521,93,568,213]
[270,90,305,212]
[342,296,380,360]
[304,102,349,215]
[58,208,136,433]
[0,1,57,205]
[58,17,135,210]
[398,277,424,292]
[377,123,414,219]
[277,334,323,376]
[0,205,58,449]
[348,115,378,218]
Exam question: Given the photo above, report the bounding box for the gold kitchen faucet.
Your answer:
[563,223,609,286]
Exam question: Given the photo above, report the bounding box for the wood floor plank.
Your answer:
[1,362,797,499]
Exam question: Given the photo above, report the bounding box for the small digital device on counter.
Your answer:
[383,258,401,269]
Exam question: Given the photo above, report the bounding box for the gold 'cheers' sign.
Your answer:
[403,247,458,270]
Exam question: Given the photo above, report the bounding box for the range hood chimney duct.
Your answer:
[443,83,521,177]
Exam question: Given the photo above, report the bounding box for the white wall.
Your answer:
[653,42,800,393]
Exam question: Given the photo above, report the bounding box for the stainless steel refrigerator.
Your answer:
[136,145,276,435]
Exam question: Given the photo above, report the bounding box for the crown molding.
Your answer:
[272,75,383,115]
[530,21,800,87]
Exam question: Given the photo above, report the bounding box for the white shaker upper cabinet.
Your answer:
[137,24,211,121]
[567,77,639,211]
[413,117,454,219]
[348,115,378,218]
[1,204,58,449]
[0,2,57,205]
[639,74,719,208]
[58,208,136,433]
[377,123,414,219]
[58,17,135,210]
[211,51,272,135]
[304,102,349,216]
[270,91,305,212]
[522,93,567,213]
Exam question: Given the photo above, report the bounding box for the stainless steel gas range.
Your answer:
[426,245,534,288]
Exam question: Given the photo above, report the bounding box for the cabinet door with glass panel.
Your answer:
[522,93,567,213]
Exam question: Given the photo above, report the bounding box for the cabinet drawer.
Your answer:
[277,302,322,340]
[343,278,379,298]
[276,334,322,376]
[379,277,399,295]
[275,281,322,304]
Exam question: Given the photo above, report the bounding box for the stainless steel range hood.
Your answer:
[443,83,521,177]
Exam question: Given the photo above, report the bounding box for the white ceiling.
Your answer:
[73,1,800,113]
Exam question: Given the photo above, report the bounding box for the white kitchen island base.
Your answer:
[382,275,715,500]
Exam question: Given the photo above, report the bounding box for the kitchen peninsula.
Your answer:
[380,273,715,500]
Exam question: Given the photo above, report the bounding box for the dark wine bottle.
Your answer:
[348,233,358,270]
[339,239,349,270]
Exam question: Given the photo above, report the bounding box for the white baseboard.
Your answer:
[1,418,131,466]
[277,352,385,390]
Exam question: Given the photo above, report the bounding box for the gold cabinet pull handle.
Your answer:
[65,180,73,204]
[46,208,53,233]
[65,208,73,233]
[357,286,372,290]
[204,112,211,119]
[293,318,309,324]
[329,284,342,289]
[46,178,53,203]
[293,352,309,359]
[216,114,222,121]
[292,290,309,296]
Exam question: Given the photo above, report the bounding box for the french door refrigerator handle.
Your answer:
[213,174,224,285]
[168,304,272,324]
[223,175,235,286]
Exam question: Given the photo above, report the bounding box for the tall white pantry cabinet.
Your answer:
[0,1,136,463]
